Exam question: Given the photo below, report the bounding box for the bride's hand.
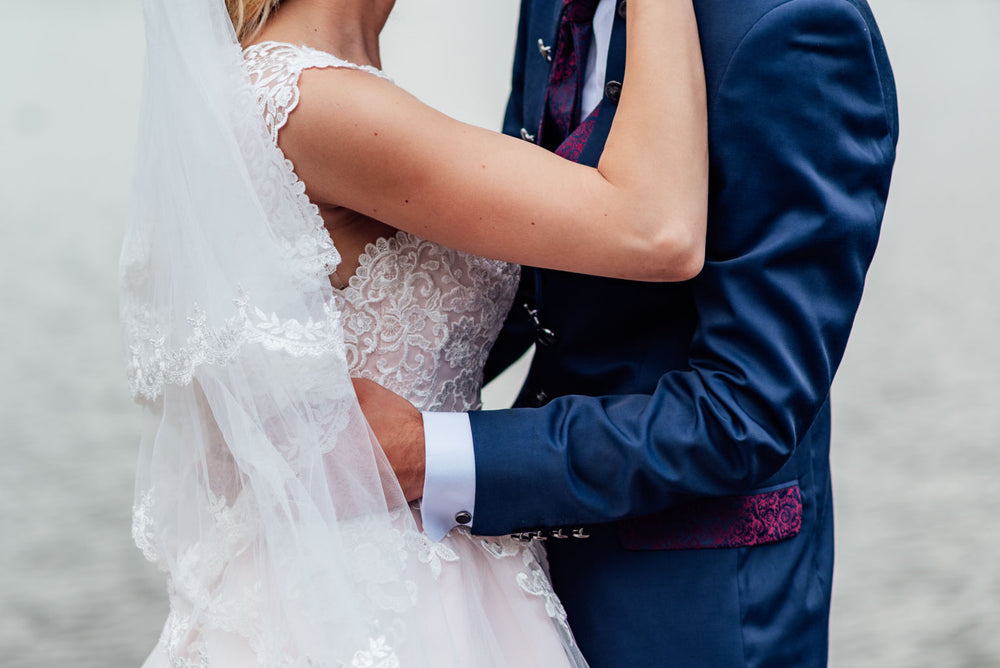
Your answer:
[352,378,426,502]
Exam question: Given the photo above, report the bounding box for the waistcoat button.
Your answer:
[537,38,553,62]
[522,302,557,346]
[605,80,623,104]
[536,327,558,347]
[530,389,549,407]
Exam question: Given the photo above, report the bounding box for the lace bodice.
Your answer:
[243,42,520,412]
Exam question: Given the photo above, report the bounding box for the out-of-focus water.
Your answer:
[1,1,997,666]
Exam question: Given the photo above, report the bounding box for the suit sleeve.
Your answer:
[468,0,898,534]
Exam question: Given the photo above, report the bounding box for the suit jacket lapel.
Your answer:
[521,2,565,141]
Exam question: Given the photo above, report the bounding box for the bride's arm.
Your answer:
[280,0,707,282]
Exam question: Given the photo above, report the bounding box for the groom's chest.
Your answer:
[516,0,627,166]
[517,0,783,152]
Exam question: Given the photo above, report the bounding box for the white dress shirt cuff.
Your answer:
[420,411,477,542]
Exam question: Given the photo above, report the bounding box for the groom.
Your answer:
[356,0,898,665]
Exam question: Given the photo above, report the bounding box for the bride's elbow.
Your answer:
[637,216,706,282]
[669,235,706,281]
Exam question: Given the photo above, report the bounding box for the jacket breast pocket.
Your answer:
[617,482,803,551]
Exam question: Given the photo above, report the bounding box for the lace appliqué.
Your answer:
[337,232,519,412]
[140,484,409,668]
[133,488,161,564]
[517,558,573,639]
[121,43,350,402]
[124,290,348,402]
[406,526,461,579]
[243,41,392,143]
[351,636,401,668]
[343,513,421,615]
[478,535,575,641]
[402,525,578,649]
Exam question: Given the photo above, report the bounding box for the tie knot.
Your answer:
[563,0,600,23]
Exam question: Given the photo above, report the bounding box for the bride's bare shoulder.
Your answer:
[277,61,459,205]
[291,62,432,137]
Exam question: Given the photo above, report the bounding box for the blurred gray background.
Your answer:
[1,1,997,665]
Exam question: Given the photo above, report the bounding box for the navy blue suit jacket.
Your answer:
[469,0,897,665]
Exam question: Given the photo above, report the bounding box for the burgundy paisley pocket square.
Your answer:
[617,484,803,551]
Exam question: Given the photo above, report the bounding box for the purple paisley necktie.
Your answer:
[542,0,602,156]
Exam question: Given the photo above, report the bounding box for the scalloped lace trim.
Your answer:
[243,41,392,143]
[124,290,347,402]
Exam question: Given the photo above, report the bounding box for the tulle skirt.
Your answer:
[141,506,587,667]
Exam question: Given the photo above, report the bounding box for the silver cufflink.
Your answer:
[455,511,472,525]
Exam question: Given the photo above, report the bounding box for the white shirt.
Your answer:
[421,0,616,542]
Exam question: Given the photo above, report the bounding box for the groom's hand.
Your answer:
[351,378,426,502]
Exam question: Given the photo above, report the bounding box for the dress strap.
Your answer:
[243,41,393,143]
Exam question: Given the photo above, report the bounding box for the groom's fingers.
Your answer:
[351,377,427,502]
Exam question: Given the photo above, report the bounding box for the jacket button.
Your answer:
[605,80,623,104]
[529,389,549,407]
[522,302,556,346]
[536,327,557,347]
[537,38,553,62]
[520,127,537,142]
[455,511,472,525]
[617,0,627,19]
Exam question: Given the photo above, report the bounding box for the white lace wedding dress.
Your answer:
[137,41,585,668]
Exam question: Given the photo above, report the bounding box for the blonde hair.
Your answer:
[227,0,281,45]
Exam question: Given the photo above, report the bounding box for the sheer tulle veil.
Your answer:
[120,0,488,664]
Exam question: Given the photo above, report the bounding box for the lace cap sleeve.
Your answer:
[243,41,393,143]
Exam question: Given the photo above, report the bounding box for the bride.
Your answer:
[122,0,706,665]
